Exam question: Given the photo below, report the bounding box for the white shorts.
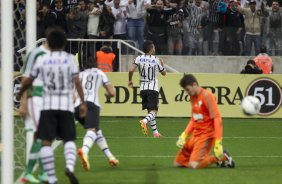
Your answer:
[25,96,42,131]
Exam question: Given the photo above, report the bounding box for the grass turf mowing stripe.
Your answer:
[76,136,282,139]
[54,155,282,158]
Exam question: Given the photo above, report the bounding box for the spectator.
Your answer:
[53,0,67,32]
[146,0,176,54]
[63,0,78,9]
[127,0,151,50]
[253,45,273,74]
[111,0,127,40]
[37,1,44,39]
[96,44,116,72]
[183,0,204,55]
[37,4,57,38]
[99,5,115,39]
[206,0,220,55]
[65,8,80,55]
[236,0,264,55]
[221,1,244,55]
[264,0,282,56]
[240,59,263,74]
[167,5,184,55]
[74,0,88,38]
[87,0,101,56]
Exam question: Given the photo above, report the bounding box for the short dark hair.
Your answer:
[84,57,97,69]
[46,27,66,50]
[143,40,154,53]
[272,0,279,4]
[180,74,198,88]
[247,59,256,65]
[260,45,267,53]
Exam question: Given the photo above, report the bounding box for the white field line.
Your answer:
[77,136,282,139]
[54,155,282,158]
[14,140,62,184]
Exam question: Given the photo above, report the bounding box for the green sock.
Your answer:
[25,139,42,175]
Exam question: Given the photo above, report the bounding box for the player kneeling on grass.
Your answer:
[174,74,235,169]
[128,40,166,137]
[75,58,119,171]
[18,27,87,184]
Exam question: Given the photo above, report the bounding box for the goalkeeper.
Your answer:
[174,74,235,169]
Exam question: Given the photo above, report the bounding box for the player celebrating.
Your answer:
[174,74,235,169]
[75,58,119,171]
[18,27,87,184]
[128,40,166,137]
[19,40,49,183]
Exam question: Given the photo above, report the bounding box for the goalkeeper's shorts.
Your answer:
[175,135,215,167]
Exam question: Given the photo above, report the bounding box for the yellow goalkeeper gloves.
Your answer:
[176,132,188,148]
[214,139,223,159]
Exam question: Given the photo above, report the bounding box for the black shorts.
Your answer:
[140,90,159,111]
[38,110,76,142]
[75,102,100,130]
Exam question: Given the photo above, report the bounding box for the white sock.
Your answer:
[82,130,97,155]
[40,146,57,183]
[96,130,114,159]
[143,111,156,124]
[150,119,159,134]
[64,141,77,173]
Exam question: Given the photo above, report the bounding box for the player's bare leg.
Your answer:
[78,128,119,169]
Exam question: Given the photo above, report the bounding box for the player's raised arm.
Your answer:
[128,56,139,88]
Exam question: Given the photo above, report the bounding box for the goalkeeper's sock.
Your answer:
[40,146,57,183]
[25,140,41,175]
[64,141,77,173]
[96,130,114,159]
[82,130,97,155]
[149,119,159,134]
[143,111,156,124]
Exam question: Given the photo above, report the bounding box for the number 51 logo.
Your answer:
[246,78,282,116]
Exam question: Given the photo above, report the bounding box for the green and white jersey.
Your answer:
[21,45,49,97]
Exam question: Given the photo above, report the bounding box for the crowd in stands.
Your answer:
[14,0,282,56]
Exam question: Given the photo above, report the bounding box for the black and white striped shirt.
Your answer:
[30,51,79,112]
[74,68,109,108]
[183,4,203,34]
[134,55,165,92]
[208,0,220,23]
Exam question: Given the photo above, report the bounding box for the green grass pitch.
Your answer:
[19,117,282,184]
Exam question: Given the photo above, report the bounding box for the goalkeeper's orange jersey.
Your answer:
[188,88,222,139]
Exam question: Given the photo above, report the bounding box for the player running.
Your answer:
[18,27,87,184]
[174,74,235,169]
[19,41,49,183]
[75,58,119,171]
[128,40,166,137]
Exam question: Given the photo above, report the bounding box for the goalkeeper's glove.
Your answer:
[214,139,223,160]
[176,132,188,148]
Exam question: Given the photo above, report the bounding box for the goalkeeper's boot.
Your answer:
[217,150,235,168]
[77,148,90,171]
[21,174,40,183]
[153,132,162,138]
[108,156,119,167]
[65,168,79,184]
[38,172,48,183]
[139,120,148,136]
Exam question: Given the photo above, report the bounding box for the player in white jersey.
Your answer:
[74,58,119,171]
[128,40,166,137]
[18,27,87,184]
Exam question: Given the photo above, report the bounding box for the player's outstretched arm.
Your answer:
[176,119,194,148]
[19,90,28,119]
[128,63,137,88]
[104,83,115,98]
[73,75,87,118]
